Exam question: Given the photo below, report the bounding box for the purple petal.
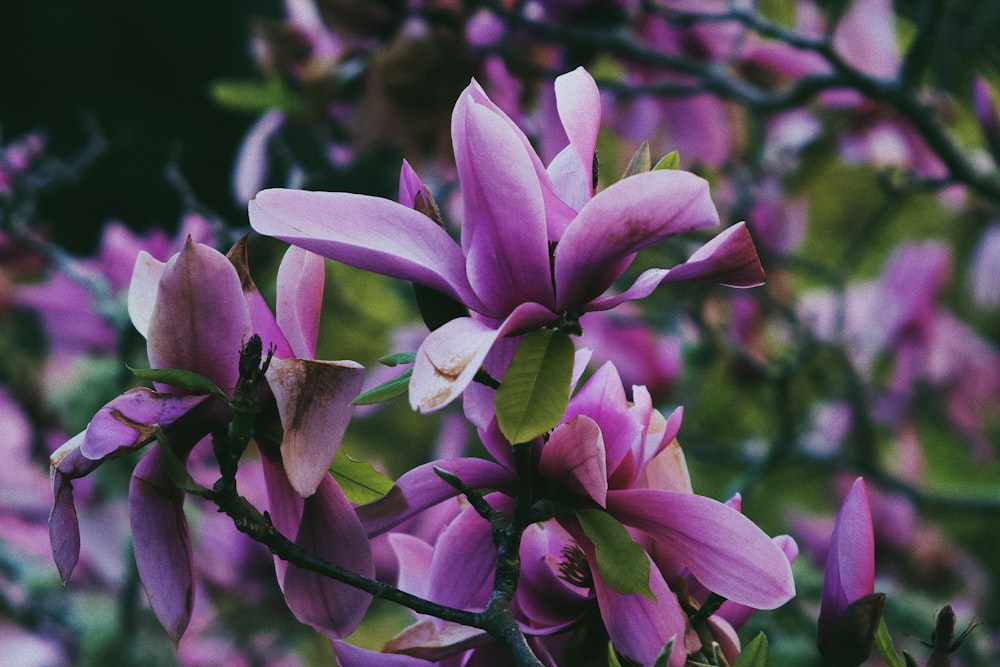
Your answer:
[265,357,365,497]
[719,534,799,630]
[284,475,373,638]
[575,531,691,667]
[383,619,491,661]
[553,67,600,204]
[428,504,498,610]
[249,189,481,310]
[607,489,795,609]
[260,451,305,584]
[276,246,326,359]
[515,522,591,632]
[332,640,430,667]
[387,533,434,598]
[554,170,721,310]
[80,389,210,460]
[587,222,766,311]
[147,239,252,394]
[233,109,285,204]
[453,80,576,246]
[457,99,555,314]
[227,237,294,358]
[48,432,88,583]
[129,449,194,645]
[357,458,515,538]
[564,362,641,480]
[818,477,874,645]
[398,159,425,209]
[539,416,608,507]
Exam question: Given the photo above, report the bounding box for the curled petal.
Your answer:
[80,389,210,461]
[284,476,374,638]
[587,222,765,312]
[266,357,365,497]
[539,415,608,507]
[129,450,194,646]
[554,171,721,310]
[607,489,795,609]
[409,303,557,413]
[128,251,166,339]
[331,640,429,667]
[48,432,89,583]
[249,189,481,310]
[383,619,491,661]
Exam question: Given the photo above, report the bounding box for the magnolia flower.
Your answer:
[249,66,764,414]
[49,239,368,643]
[356,362,795,665]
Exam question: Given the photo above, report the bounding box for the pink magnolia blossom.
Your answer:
[249,66,764,414]
[355,362,795,665]
[49,239,368,644]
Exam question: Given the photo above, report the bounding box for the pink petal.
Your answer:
[587,222,766,311]
[554,170,721,310]
[227,237,294,358]
[356,458,515,538]
[260,451,305,584]
[265,357,365,497]
[276,246,326,359]
[80,389,210,460]
[428,504,497,610]
[818,477,874,645]
[457,99,555,315]
[547,67,601,211]
[515,522,591,632]
[127,251,166,338]
[147,239,252,394]
[409,303,557,413]
[453,80,576,246]
[283,476,374,638]
[539,415,608,507]
[129,449,194,645]
[565,363,640,479]
[332,640,429,667]
[383,619,491,661]
[249,189,481,311]
[575,531,691,667]
[607,489,795,609]
[48,432,88,583]
[387,533,434,598]
[233,109,285,204]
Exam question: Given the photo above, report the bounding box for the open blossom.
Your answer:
[355,361,795,665]
[249,66,764,413]
[49,239,368,644]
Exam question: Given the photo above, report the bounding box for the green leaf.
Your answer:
[378,352,416,367]
[154,426,213,499]
[330,448,395,504]
[651,638,674,667]
[210,78,301,114]
[653,150,680,170]
[128,366,227,399]
[733,632,769,667]
[622,140,651,179]
[874,617,904,667]
[351,369,412,405]
[494,329,574,444]
[576,508,655,601]
[606,642,625,667]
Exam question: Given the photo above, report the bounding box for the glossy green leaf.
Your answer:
[653,150,680,170]
[733,632,769,667]
[154,426,213,499]
[351,369,412,405]
[129,366,227,399]
[576,508,655,601]
[494,329,574,444]
[874,617,904,667]
[378,352,416,367]
[330,448,395,504]
[651,638,674,667]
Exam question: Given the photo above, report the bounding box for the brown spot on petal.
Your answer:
[225,234,257,294]
[111,409,157,447]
